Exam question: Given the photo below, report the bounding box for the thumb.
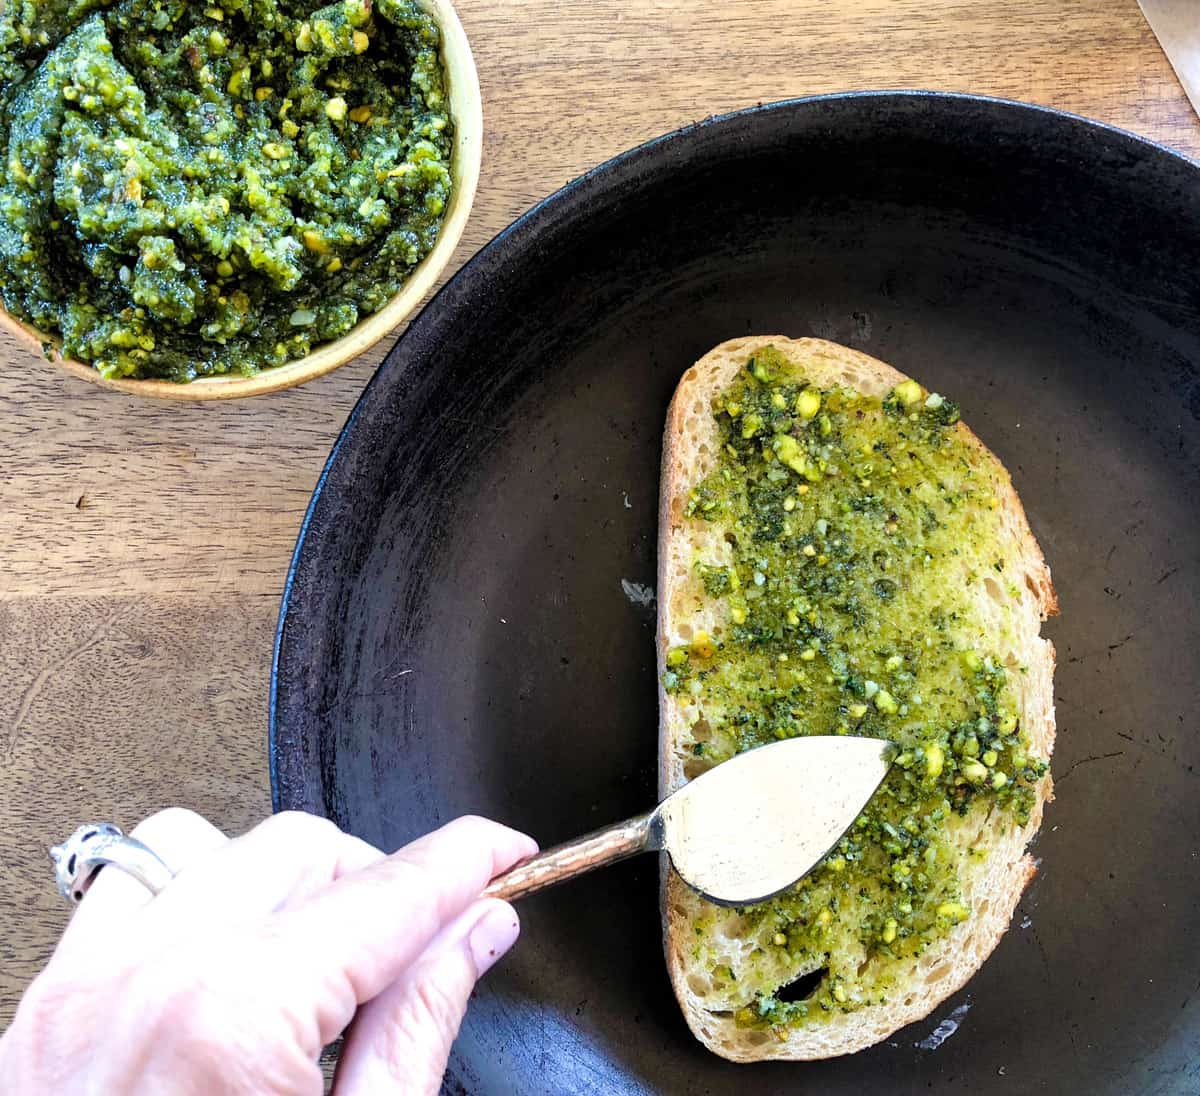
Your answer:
[331,899,520,1095]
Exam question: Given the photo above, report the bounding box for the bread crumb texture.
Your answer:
[657,338,1056,1061]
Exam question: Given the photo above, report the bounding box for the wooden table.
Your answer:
[1,0,1196,1027]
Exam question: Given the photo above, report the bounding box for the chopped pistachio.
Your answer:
[795,386,822,419]
[961,760,988,783]
[874,689,899,715]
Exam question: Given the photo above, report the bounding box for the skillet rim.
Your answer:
[268,87,1199,811]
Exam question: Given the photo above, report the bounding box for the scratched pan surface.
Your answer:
[270,93,1200,1094]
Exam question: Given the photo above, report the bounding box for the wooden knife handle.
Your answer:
[482,811,656,902]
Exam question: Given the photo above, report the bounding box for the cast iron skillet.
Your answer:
[270,92,1200,1094]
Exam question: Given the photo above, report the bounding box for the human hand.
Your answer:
[0,810,537,1094]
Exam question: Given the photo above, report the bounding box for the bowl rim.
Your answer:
[0,0,481,401]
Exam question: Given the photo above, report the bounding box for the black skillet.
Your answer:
[270,92,1200,1094]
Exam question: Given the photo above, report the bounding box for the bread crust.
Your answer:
[656,337,1056,1061]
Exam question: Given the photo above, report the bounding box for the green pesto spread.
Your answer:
[0,0,450,380]
[665,347,1047,1031]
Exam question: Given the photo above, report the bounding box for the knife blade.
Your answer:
[484,736,893,905]
[1140,0,1200,119]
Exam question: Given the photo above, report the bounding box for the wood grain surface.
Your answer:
[1,0,1197,1030]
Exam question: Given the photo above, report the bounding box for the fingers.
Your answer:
[332,899,520,1096]
[65,809,381,951]
[63,808,229,947]
[261,816,535,1032]
[146,811,384,925]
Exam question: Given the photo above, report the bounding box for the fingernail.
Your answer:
[468,901,520,977]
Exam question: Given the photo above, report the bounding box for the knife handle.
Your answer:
[482,811,656,902]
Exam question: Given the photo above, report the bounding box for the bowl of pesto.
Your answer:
[0,0,480,398]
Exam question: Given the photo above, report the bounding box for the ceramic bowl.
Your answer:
[0,0,481,400]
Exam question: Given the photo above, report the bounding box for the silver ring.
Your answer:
[50,823,175,904]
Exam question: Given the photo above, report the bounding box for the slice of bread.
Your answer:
[657,336,1056,1061]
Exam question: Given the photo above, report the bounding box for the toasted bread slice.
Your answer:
[657,337,1056,1061]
